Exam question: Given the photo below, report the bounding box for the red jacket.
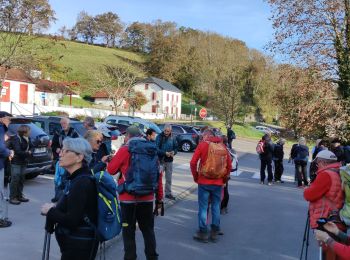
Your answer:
[304,162,344,228]
[190,136,232,186]
[330,238,350,260]
[107,144,163,202]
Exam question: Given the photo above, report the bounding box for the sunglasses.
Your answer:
[96,140,103,144]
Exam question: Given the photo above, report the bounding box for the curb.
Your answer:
[101,183,198,254]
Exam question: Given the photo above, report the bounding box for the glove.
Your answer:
[153,200,164,216]
[45,217,55,234]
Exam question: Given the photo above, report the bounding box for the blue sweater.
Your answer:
[0,124,10,170]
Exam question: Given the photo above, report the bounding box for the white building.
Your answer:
[93,77,182,118]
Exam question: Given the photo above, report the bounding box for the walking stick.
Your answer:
[42,231,48,260]
[300,213,310,260]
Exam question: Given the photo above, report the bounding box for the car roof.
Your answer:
[29,116,80,121]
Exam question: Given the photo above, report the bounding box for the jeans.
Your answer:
[163,162,173,196]
[274,160,284,181]
[260,159,273,182]
[295,161,308,186]
[198,185,221,233]
[0,168,6,219]
[10,164,26,199]
[121,202,158,260]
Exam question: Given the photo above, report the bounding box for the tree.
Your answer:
[95,12,123,47]
[123,22,150,52]
[75,11,97,44]
[93,65,137,113]
[125,90,147,114]
[274,66,340,138]
[267,0,350,100]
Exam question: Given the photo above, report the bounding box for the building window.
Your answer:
[167,93,169,101]
[152,92,156,101]
[165,106,169,114]
[176,95,178,103]
[152,105,157,113]
[172,94,174,101]
[171,107,173,114]
[145,84,149,90]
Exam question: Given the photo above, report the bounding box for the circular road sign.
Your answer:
[199,108,207,119]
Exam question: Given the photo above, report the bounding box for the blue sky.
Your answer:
[48,0,273,52]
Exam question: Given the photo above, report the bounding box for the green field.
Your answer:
[59,96,94,108]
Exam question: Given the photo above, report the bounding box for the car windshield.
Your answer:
[148,122,161,134]
[8,122,47,138]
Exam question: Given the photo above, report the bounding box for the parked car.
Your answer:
[104,115,161,134]
[6,117,52,179]
[28,116,87,138]
[157,124,200,152]
[255,125,280,135]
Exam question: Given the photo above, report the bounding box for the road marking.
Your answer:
[38,175,54,180]
[175,164,190,170]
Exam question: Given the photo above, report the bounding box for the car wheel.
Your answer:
[25,172,40,180]
[181,141,192,152]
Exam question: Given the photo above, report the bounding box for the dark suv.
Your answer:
[28,116,87,139]
[6,117,52,179]
[158,124,199,152]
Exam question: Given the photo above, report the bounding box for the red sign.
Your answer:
[199,108,207,119]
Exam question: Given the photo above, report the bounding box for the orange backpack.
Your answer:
[201,142,228,179]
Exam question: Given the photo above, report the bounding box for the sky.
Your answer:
[48,0,274,52]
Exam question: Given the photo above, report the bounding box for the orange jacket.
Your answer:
[190,136,232,186]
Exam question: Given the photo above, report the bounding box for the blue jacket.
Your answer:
[0,124,10,170]
[155,132,178,162]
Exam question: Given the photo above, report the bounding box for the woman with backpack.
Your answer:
[9,125,33,205]
[40,138,98,260]
[290,137,309,187]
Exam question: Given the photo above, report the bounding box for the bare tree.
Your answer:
[93,65,137,113]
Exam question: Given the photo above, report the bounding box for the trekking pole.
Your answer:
[46,231,51,260]
[305,213,311,260]
[42,231,48,260]
[299,213,310,260]
[319,247,322,260]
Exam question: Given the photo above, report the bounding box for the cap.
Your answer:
[0,111,12,118]
[126,125,141,137]
[97,125,111,138]
[314,150,337,161]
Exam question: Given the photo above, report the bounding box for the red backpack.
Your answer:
[256,140,265,154]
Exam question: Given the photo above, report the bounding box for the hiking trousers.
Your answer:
[163,162,173,196]
[260,159,273,183]
[10,164,25,199]
[121,202,158,260]
[0,168,6,220]
[295,161,308,186]
[274,160,284,181]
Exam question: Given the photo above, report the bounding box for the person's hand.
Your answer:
[9,150,14,158]
[41,203,55,216]
[324,222,340,236]
[165,152,170,157]
[56,148,61,154]
[170,151,175,157]
[315,230,330,243]
[101,155,109,163]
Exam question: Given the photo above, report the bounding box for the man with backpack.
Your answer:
[290,137,309,187]
[273,138,285,183]
[304,150,345,259]
[190,129,232,243]
[226,125,236,149]
[107,125,163,260]
[156,124,178,200]
[258,134,274,185]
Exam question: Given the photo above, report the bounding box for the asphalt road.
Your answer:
[0,139,320,260]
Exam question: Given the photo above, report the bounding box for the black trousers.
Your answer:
[121,202,158,260]
[295,161,308,186]
[260,159,273,182]
[273,160,284,181]
[221,183,229,209]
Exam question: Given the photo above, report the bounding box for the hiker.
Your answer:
[290,137,309,187]
[258,134,274,185]
[41,138,98,259]
[273,138,285,183]
[107,125,163,260]
[156,124,178,200]
[190,129,232,243]
[51,117,79,161]
[85,130,110,173]
[315,221,350,260]
[146,128,157,142]
[304,150,345,259]
[8,125,33,205]
[83,116,97,131]
[221,135,233,215]
[330,139,345,164]
[97,124,113,155]
[0,112,13,228]
[226,125,236,149]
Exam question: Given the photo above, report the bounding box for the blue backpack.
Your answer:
[85,171,122,242]
[120,139,159,196]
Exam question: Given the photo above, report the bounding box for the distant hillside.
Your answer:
[43,38,147,94]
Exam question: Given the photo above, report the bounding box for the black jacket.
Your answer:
[260,140,274,161]
[9,135,33,165]
[47,166,97,230]
[273,143,284,161]
[52,127,79,159]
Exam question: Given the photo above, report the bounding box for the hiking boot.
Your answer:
[260,181,264,185]
[268,182,273,186]
[193,231,209,243]
[165,194,176,200]
[217,230,224,235]
[0,219,12,228]
[9,199,21,205]
[18,197,29,202]
[209,229,219,243]
[221,208,228,215]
